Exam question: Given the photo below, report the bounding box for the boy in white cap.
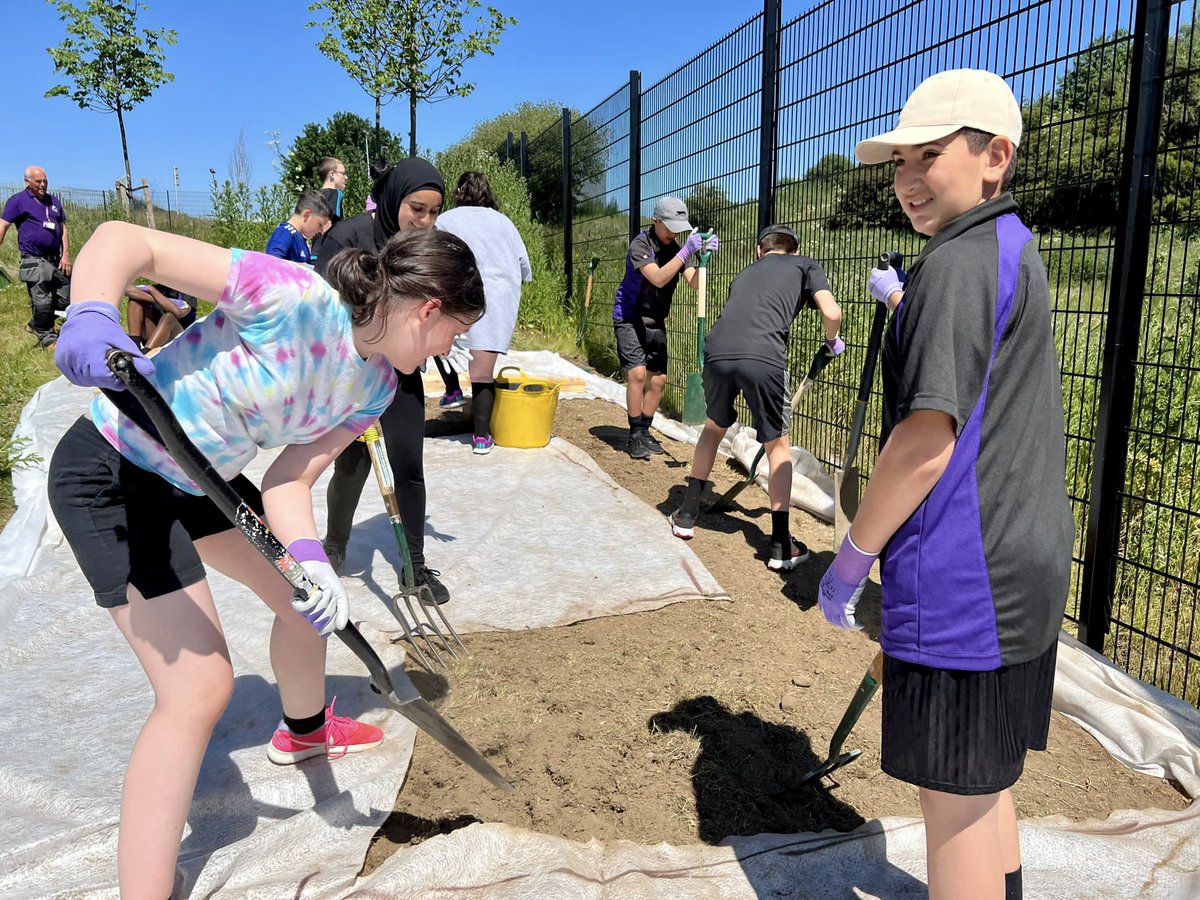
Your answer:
[818,69,1072,900]
[613,196,718,459]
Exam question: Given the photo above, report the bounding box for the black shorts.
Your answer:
[880,640,1058,795]
[702,358,790,443]
[615,318,668,373]
[47,416,262,608]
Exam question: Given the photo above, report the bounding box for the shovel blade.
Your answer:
[682,372,707,425]
[834,467,861,546]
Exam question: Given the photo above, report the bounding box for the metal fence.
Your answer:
[0,182,214,231]
[516,0,1200,706]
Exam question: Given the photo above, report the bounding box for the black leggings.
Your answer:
[325,368,427,566]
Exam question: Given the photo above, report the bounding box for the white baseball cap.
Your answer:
[855,69,1023,165]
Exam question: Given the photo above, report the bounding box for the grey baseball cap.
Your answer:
[651,196,693,233]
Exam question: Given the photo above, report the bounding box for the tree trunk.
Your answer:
[116,102,133,194]
[409,87,418,158]
[375,93,382,156]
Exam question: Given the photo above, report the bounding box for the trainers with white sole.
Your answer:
[767,537,810,571]
[267,699,383,764]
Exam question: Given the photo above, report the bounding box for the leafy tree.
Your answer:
[44,0,176,194]
[279,111,406,214]
[804,153,854,181]
[685,183,731,233]
[308,0,516,158]
[826,163,908,231]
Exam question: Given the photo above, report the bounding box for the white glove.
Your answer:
[444,337,472,374]
[292,560,350,637]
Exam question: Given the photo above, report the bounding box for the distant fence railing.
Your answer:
[507,0,1200,707]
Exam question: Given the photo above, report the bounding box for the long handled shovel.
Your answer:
[681,232,715,425]
[105,349,513,792]
[833,251,903,545]
[707,344,835,515]
[799,250,903,786]
[576,256,600,346]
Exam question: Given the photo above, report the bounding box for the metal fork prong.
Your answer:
[387,593,439,673]
[418,587,469,656]
[402,591,447,668]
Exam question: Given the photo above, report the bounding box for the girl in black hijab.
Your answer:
[315,158,456,604]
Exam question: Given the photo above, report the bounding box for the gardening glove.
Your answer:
[868,266,905,309]
[824,336,846,357]
[444,337,472,374]
[677,229,705,263]
[288,539,350,637]
[702,233,720,254]
[55,301,155,391]
[818,530,877,630]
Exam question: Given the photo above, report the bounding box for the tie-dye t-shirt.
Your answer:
[91,249,398,495]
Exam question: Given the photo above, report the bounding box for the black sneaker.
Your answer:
[669,507,697,539]
[767,537,810,571]
[643,431,666,454]
[414,566,450,605]
[627,432,651,460]
[322,541,346,575]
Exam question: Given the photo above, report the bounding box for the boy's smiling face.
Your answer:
[891,131,1011,236]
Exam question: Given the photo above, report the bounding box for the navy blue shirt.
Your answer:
[265,222,312,265]
[879,195,1073,671]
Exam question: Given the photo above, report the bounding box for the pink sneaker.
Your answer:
[267,699,384,764]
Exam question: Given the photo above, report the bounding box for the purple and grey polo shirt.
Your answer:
[1,188,67,257]
[613,228,696,324]
[879,194,1073,671]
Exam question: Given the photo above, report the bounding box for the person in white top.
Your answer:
[436,171,533,454]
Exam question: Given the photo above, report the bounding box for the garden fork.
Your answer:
[359,424,468,673]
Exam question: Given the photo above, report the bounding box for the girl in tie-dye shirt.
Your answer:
[47,221,484,898]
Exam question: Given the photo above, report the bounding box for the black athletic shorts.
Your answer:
[48,416,263,608]
[880,639,1058,795]
[615,318,668,373]
[702,358,790,443]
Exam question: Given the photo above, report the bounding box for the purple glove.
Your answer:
[288,538,350,637]
[55,301,155,391]
[677,230,704,262]
[868,266,904,308]
[824,336,846,357]
[818,531,877,630]
[702,233,720,254]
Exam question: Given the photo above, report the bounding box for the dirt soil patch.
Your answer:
[364,395,1190,872]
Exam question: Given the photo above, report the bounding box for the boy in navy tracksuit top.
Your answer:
[265,191,331,265]
[818,70,1072,900]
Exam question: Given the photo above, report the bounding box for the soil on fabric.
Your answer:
[363,394,1190,873]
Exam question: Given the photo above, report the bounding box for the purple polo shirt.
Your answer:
[1,189,67,257]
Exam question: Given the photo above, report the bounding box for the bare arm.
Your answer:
[0,218,11,249]
[811,289,842,341]
[259,425,361,546]
[145,284,192,319]
[639,254,689,288]
[850,409,957,552]
[60,223,71,274]
[70,221,230,312]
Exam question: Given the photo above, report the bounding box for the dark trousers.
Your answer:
[19,254,70,338]
[325,368,427,566]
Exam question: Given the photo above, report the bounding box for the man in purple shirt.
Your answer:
[0,165,72,348]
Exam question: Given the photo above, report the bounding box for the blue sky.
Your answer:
[0,0,808,197]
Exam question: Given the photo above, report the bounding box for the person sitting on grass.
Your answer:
[668,224,842,571]
[818,69,1073,900]
[125,281,197,351]
[265,190,331,265]
[613,196,718,459]
[48,220,484,899]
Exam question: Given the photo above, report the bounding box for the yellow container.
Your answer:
[491,366,562,449]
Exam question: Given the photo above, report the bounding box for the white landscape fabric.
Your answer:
[0,372,730,898]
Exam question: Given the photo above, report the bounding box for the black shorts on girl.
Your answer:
[702,358,789,443]
[48,416,264,608]
[880,639,1058,795]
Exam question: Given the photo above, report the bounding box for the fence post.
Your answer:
[141,178,156,230]
[505,131,514,164]
[561,107,573,304]
[1078,0,1173,651]
[164,188,173,231]
[115,180,129,214]
[519,131,528,179]
[757,0,782,234]
[629,70,642,245]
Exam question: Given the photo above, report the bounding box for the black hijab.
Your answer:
[372,158,445,249]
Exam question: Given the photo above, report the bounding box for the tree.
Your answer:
[308,0,516,159]
[804,153,854,181]
[279,111,406,213]
[45,0,176,193]
[685,184,731,233]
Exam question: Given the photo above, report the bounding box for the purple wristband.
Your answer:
[287,538,328,564]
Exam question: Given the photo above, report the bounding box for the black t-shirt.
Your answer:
[878,194,1073,671]
[313,212,377,279]
[704,252,830,367]
[612,229,696,324]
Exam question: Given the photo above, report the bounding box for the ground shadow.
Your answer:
[588,424,688,467]
[648,695,866,843]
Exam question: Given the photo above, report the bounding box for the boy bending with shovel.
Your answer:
[669,225,842,570]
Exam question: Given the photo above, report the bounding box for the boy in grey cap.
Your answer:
[612,196,718,459]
